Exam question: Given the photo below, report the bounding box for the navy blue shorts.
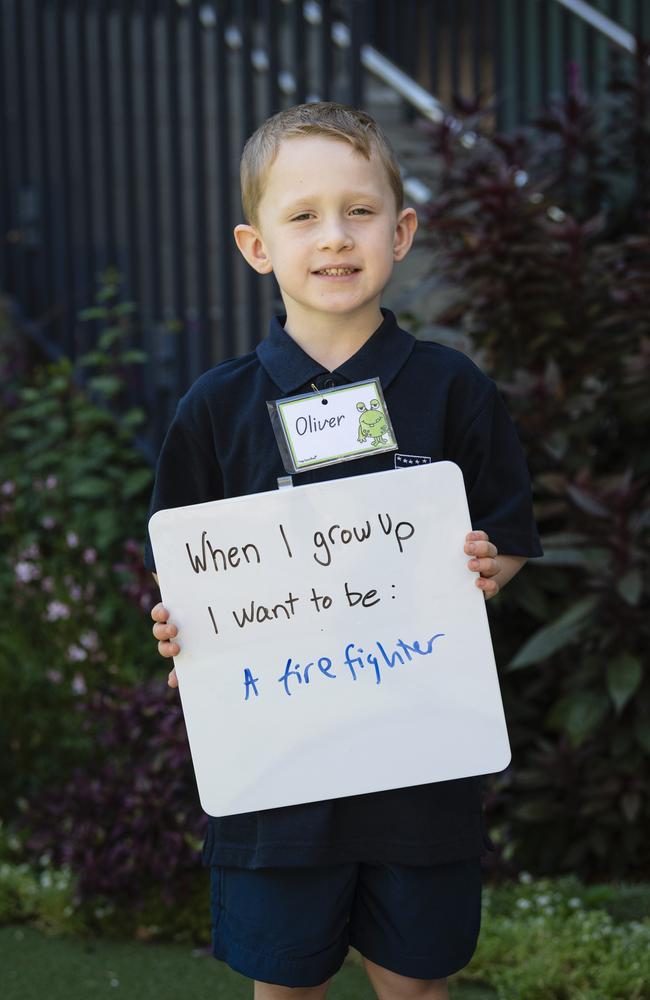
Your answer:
[210,858,482,988]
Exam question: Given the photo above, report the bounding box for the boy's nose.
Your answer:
[317,220,354,252]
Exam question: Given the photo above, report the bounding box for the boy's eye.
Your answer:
[291,212,314,222]
[350,207,372,216]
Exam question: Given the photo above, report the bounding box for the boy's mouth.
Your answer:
[313,267,360,276]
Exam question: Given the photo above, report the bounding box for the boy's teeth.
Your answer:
[319,267,356,275]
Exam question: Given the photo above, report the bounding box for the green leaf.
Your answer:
[98,328,124,350]
[508,595,600,670]
[69,477,108,499]
[547,692,609,747]
[120,408,145,431]
[122,468,153,499]
[88,375,122,397]
[77,306,107,321]
[616,569,643,606]
[76,351,108,368]
[607,654,642,712]
[119,349,147,365]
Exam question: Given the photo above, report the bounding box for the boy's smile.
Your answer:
[235,135,417,359]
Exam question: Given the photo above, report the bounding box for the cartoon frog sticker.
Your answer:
[357,399,390,447]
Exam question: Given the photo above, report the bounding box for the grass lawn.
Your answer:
[1,926,495,1000]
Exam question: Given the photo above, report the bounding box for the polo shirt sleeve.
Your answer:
[143,392,224,573]
[449,382,543,558]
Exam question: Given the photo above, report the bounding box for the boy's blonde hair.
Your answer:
[240,102,404,226]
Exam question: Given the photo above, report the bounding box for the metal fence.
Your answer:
[1,0,648,454]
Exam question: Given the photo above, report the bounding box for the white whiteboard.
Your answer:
[148,461,510,816]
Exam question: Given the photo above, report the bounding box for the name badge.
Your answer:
[267,377,398,474]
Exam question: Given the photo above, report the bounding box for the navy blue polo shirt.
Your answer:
[144,308,542,869]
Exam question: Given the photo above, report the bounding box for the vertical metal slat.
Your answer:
[190,0,210,377]
[165,0,187,392]
[97,0,117,269]
[54,0,74,354]
[120,0,139,306]
[214,0,234,359]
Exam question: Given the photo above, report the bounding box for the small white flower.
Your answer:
[518,871,533,885]
[67,644,87,663]
[71,673,87,695]
[568,897,582,909]
[45,600,70,621]
[66,531,79,548]
[80,630,99,650]
[41,516,56,529]
[15,561,39,583]
[516,898,532,909]
[45,475,58,489]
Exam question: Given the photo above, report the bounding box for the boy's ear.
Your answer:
[392,207,418,262]
[233,224,273,274]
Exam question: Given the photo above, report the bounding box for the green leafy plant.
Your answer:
[462,874,650,999]
[0,272,159,819]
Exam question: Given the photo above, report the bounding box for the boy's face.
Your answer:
[235,136,417,333]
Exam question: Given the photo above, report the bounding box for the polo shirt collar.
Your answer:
[256,308,415,395]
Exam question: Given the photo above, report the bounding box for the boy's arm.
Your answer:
[464,530,527,600]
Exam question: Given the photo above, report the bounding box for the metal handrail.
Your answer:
[552,0,637,56]
[225,4,465,203]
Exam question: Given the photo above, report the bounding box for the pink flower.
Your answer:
[68,584,82,601]
[20,543,40,560]
[45,600,70,622]
[41,577,54,593]
[41,516,56,530]
[66,532,79,548]
[46,669,63,685]
[1,481,15,496]
[83,548,97,565]
[45,475,58,489]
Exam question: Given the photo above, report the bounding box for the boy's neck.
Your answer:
[282,306,385,372]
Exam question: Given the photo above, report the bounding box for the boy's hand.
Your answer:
[464,531,527,598]
[465,530,501,599]
[151,602,180,688]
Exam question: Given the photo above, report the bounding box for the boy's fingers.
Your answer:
[158,639,180,658]
[151,602,169,622]
[469,557,500,577]
[476,576,500,599]
[464,540,498,559]
[152,621,177,641]
[168,668,179,688]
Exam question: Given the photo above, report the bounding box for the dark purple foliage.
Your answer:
[422,57,650,878]
[25,679,206,905]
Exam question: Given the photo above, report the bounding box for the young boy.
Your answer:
[145,102,542,1000]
